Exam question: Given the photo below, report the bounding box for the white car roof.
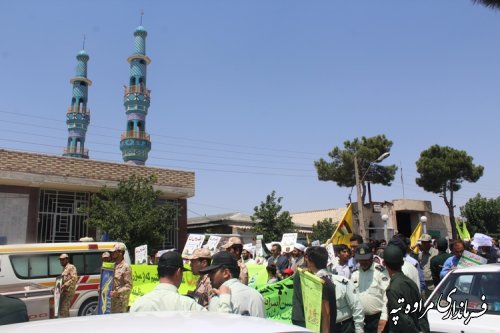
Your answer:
[452,263,500,274]
[2,311,311,333]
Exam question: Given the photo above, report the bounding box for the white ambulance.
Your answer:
[0,241,130,319]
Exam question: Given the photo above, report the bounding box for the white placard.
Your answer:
[457,250,487,268]
[326,243,336,267]
[311,240,320,246]
[134,245,148,265]
[281,233,298,252]
[182,234,205,257]
[206,235,222,253]
[255,239,264,257]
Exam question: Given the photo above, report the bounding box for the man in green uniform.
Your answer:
[429,238,452,287]
[383,245,429,333]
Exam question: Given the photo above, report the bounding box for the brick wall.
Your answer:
[0,149,194,190]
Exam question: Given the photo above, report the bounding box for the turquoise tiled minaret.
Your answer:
[120,25,152,165]
[63,49,92,159]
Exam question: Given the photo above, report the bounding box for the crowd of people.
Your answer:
[2,231,498,332]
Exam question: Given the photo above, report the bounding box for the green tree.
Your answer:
[473,0,500,9]
[314,135,398,203]
[460,194,500,234]
[80,175,178,253]
[415,145,484,239]
[311,218,337,244]
[251,191,296,241]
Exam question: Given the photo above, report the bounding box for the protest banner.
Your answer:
[247,263,269,289]
[255,236,264,257]
[457,250,487,268]
[98,262,115,314]
[326,243,336,268]
[311,240,320,246]
[281,233,298,253]
[298,268,323,333]
[182,234,205,257]
[257,277,294,323]
[135,245,148,265]
[129,264,198,306]
[205,235,221,254]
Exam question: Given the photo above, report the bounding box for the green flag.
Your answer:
[455,219,471,241]
[298,268,323,333]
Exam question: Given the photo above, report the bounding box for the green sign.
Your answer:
[247,264,268,289]
[257,277,294,323]
[129,264,198,306]
[299,268,323,333]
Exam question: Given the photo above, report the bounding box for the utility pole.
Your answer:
[354,155,366,240]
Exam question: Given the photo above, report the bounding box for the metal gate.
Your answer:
[38,190,90,243]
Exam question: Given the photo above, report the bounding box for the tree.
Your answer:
[460,194,500,235]
[80,175,178,253]
[251,191,296,242]
[415,145,484,239]
[473,0,500,9]
[311,218,337,244]
[314,135,398,203]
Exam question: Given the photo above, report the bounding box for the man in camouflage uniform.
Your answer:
[58,253,78,318]
[110,243,132,313]
[222,237,249,285]
[187,248,213,307]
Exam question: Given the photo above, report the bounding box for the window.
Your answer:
[49,255,62,276]
[30,256,48,277]
[72,253,103,275]
[11,256,29,278]
[431,272,500,315]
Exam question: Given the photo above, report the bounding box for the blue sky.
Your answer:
[1,1,499,218]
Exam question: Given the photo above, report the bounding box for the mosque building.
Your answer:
[0,25,194,248]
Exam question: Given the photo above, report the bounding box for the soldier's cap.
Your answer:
[59,253,69,259]
[158,251,187,271]
[221,236,242,249]
[354,243,373,260]
[419,234,432,242]
[102,252,111,258]
[185,248,212,260]
[199,251,238,274]
[383,245,404,265]
[110,243,126,252]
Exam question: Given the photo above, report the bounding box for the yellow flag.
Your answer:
[329,204,353,246]
[410,222,422,254]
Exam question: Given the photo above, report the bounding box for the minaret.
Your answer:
[120,24,152,165]
[63,48,91,159]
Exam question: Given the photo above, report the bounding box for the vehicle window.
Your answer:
[30,256,48,277]
[454,274,472,294]
[471,272,500,314]
[86,253,102,275]
[49,255,62,276]
[11,256,29,278]
[72,254,85,275]
[431,272,500,315]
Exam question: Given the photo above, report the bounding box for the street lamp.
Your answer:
[351,152,391,240]
[420,215,428,234]
[381,214,389,242]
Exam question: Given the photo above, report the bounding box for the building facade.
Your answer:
[0,149,194,248]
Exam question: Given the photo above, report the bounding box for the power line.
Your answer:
[0,109,322,156]
[0,141,315,178]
